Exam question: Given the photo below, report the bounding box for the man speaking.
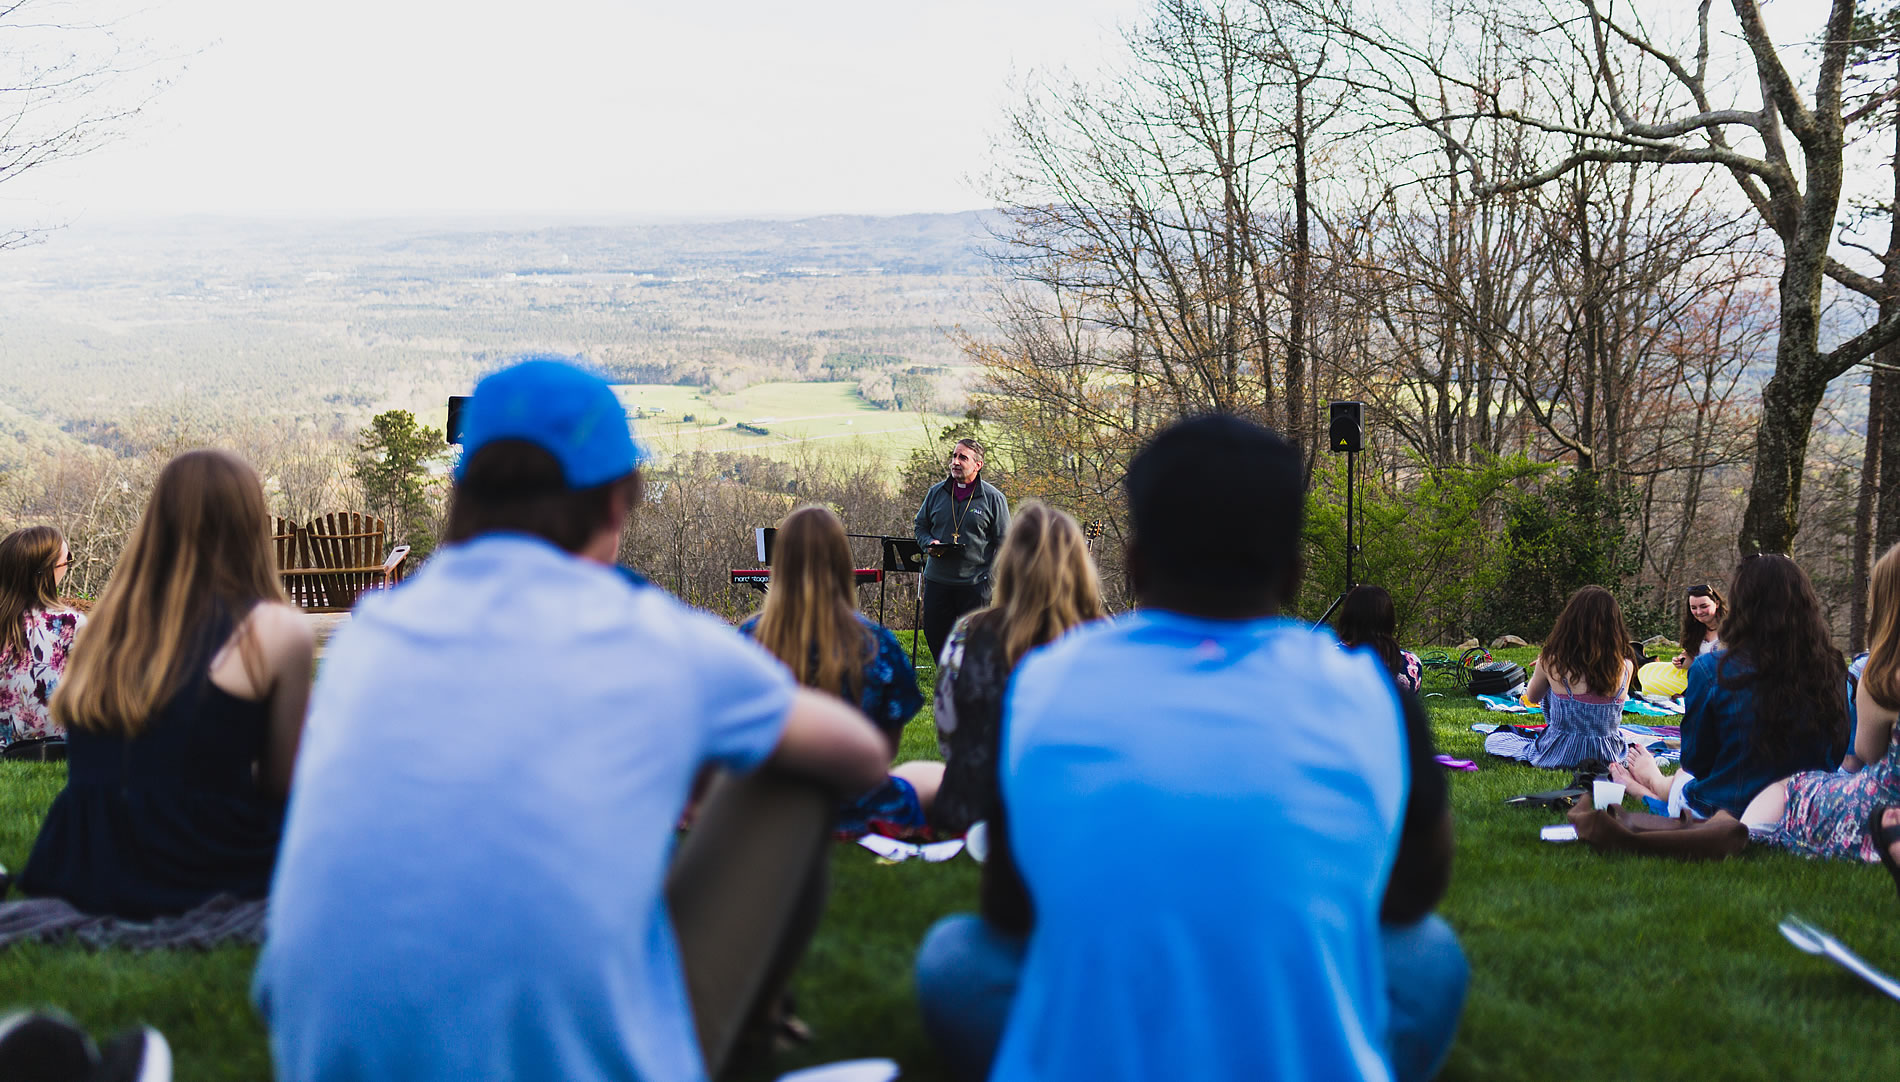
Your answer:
[914,437,1010,665]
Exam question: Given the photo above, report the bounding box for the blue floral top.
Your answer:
[737,612,922,744]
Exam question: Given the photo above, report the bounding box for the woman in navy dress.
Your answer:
[20,449,315,918]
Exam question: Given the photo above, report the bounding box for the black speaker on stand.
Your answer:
[1315,400,1364,629]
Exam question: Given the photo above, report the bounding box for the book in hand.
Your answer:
[926,541,965,559]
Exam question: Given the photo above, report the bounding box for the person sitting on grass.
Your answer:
[1612,553,1852,819]
[1672,581,1726,669]
[1334,584,1421,693]
[973,415,1465,1082]
[253,358,888,1082]
[1746,542,1900,861]
[738,504,936,837]
[1482,585,1632,770]
[0,526,84,750]
[913,500,1106,1082]
[18,451,314,919]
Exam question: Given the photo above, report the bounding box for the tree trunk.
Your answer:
[1740,361,1832,555]
[1853,369,1882,652]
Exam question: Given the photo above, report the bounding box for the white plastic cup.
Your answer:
[964,820,990,864]
[1593,779,1626,809]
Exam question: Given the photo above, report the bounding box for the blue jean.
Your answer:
[913,914,1027,1082]
[913,912,1468,1082]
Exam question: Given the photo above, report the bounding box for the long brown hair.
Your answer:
[752,505,873,699]
[1678,582,1727,655]
[1860,544,1900,711]
[1540,585,1631,696]
[1718,554,1849,762]
[1335,584,1403,677]
[54,450,286,735]
[0,526,66,664]
[969,502,1105,668]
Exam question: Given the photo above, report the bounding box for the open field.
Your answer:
[5,646,1900,1080]
[614,381,962,468]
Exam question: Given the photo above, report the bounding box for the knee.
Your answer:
[1382,915,1469,1082]
[1386,914,1469,1001]
[914,913,988,1005]
[914,913,1023,1082]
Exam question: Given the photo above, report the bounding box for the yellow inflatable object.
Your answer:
[1638,660,1687,698]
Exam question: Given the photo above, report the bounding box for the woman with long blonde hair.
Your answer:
[19,449,315,918]
[915,500,1105,1081]
[0,525,83,749]
[1748,543,1900,879]
[928,500,1105,836]
[740,505,924,833]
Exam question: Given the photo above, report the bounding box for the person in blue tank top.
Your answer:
[19,449,316,918]
[989,415,1466,1082]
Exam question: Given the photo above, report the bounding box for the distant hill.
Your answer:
[0,211,1001,460]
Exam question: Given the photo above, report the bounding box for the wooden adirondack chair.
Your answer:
[273,513,411,613]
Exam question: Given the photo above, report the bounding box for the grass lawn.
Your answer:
[5,645,1900,1080]
[608,381,961,470]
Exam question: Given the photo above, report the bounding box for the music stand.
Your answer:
[880,538,926,659]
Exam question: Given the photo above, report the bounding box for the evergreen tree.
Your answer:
[353,410,447,559]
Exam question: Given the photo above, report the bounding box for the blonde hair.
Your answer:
[54,450,286,736]
[975,501,1105,668]
[1864,544,1900,711]
[0,526,65,665]
[752,505,872,699]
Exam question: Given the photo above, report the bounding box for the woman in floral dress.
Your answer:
[0,526,84,748]
[1746,543,1900,861]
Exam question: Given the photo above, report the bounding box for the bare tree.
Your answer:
[1320,0,1900,554]
[0,0,165,247]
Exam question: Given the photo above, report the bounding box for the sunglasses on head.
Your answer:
[1687,584,1713,596]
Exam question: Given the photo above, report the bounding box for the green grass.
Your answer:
[608,381,961,469]
[6,646,1900,1080]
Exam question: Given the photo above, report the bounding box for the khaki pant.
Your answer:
[666,767,833,1078]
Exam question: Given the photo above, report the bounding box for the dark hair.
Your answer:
[1125,414,1303,612]
[445,440,641,554]
[1541,586,1631,696]
[1717,555,1848,763]
[1335,585,1403,676]
[0,526,65,665]
[1678,582,1727,655]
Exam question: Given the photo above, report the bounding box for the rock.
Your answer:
[1455,638,1480,652]
[1643,634,1678,649]
[1491,635,1529,649]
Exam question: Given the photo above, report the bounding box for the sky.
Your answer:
[0,0,1148,221]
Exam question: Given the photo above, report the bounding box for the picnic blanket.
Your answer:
[1475,694,1684,717]
[0,893,266,951]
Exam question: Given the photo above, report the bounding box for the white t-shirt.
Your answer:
[254,534,793,1082]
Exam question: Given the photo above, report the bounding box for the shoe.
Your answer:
[1868,806,1900,902]
[0,1013,170,1082]
[92,1026,170,1082]
[0,1011,97,1082]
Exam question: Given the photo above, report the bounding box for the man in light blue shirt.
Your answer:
[254,357,888,1082]
[986,415,1466,1082]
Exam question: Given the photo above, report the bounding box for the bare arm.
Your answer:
[1855,679,1897,769]
[766,687,890,794]
[1524,661,1550,705]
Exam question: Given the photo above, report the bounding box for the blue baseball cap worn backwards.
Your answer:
[454,356,644,489]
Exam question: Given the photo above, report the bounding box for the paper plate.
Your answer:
[776,1059,901,1082]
